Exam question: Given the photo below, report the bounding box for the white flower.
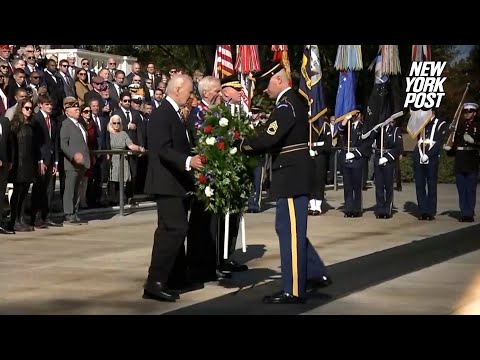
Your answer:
[205,137,216,145]
[229,147,237,155]
[219,117,229,127]
[249,123,254,129]
[205,186,214,197]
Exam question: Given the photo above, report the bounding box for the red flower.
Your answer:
[199,154,207,164]
[234,130,240,139]
[198,174,207,184]
[217,141,225,151]
[204,125,213,134]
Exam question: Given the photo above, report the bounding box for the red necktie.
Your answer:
[45,115,51,135]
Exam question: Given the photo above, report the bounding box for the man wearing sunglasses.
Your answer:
[445,102,480,222]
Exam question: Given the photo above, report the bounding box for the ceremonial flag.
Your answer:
[299,45,327,128]
[334,70,357,120]
[213,45,234,79]
[235,45,261,113]
[272,45,292,87]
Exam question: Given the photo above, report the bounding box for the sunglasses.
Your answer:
[109,62,116,65]
[61,64,68,67]
[122,99,131,103]
[0,65,7,69]
[23,106,33,111]
[82,62,89,65]
[464,110,475,113]
[83,110,91,113]
[31,76,40,79]
[78,73,87,76]
[27,56,36,60]
[112,122,121,125]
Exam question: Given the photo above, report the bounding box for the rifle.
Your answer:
[444,83,470,149]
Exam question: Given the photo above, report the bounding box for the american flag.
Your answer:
[213,45,234,79]
[235,45,261,114]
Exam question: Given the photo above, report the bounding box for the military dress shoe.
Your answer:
[307,276,333,292]
[220,260,248,272]
[418,214,428,220]
[44,219,63,227]
[0,225,15,234]
[263,291,306,304]
[459,216,474,223]
[215,269,232,280]
[143,281,178,302]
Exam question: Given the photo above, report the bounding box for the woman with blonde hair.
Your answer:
[107,114,144,205]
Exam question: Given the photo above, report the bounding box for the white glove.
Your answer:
[443,145,452,151]
[345,152,355,160]
[464,133,475,144]
[420,154,429,164]
[379,157,388,166]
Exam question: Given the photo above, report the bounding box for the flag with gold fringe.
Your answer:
[272,45,292,87]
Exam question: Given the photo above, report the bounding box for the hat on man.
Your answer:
[0,45,10,51]
[221,74,242,91]
[63,97,79,109]
[132,94,144,104]
[67,53,76,59]
[250,59,284,92]
[464,102,479,111]
[92,76,105,85]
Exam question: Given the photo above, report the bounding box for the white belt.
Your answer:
[309,141,325,147]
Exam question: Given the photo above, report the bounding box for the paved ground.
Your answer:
[0,183,478,315]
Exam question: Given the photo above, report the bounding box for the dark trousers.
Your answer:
[374,162,395,216]
[362,155,370,188]
[31,163,56,223]
[9,182,30,227]
[413,160,439,216]
[135,155,148,195]
[342,165,363,213]
[275,196,327,297]
[248,160,263,211]
[187,199,240,278]
[0,169,9,224]
[58,153,66,201]
[394,157,402,188]
[456,171,478,218]
[310,153,328,200]
[147,196,189,284]
[90,156,105,206]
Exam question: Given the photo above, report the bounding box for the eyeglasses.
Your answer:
[78,73,86,76]
[82,62,89,66]
[27,56,36,60]
[23,106,33,111]
[122,99,131,103]
[31,76,40,79]
[464,110,475,113]
[82,110,91,113]
[112,122,121,125]
[0,65,7,69]
[61,64,68,67]
[109,62,116,65]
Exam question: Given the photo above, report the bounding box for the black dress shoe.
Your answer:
[352,212,362,218]
[307,276,333,292]
[0,225,15,234]
[215,269,232,280]
[220,260,248,272]
[263,291,306,304]
[418,214,427,220]
[143,281,178,302]
[168,281,205,294]
[427,215,435,221]
[344,212,352,218]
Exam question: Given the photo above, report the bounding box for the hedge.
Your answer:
[400,151,456,183]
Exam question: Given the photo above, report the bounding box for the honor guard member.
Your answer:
[308,116,332,215]
[238,60,331,304]
[445,102,480,222]
[369,120,403,218]
[413,109,447,220]
[337,110,369,217]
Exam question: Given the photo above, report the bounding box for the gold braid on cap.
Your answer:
[221,81,242,90]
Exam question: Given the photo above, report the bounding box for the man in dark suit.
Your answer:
[30,94,63,228]
[238,60,332,304]
[143,74,204,302]
[60,97,91,225]
[43,59,66,122]
[0,116,14,234]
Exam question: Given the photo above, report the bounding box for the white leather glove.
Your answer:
[345,152,355,160]
[379,157,388,166]
[420,154,429,164]
[464,133,475,144]
[443,145,452,151]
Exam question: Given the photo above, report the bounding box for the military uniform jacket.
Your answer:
[446,119,480,173]
[338,120,370,168]
[241,88,311,198]
[413,117,446,163]
[311,121,332,155]
[371,124,402,165]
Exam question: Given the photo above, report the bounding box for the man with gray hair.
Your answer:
[60,97,91,225]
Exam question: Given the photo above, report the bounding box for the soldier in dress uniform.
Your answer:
[413,109,447,220]
[445,102,480,222]
[308,117,332,216]
[238,60,331,304]
[337,110,370,217]
[368,121,403,218]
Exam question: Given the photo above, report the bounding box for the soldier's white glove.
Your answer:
[309,149,317,157]
[345,152,355,160]
[464,133,475,144]
[379,157,388,166]
[443,145,452,151]
[420,154,429,164]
